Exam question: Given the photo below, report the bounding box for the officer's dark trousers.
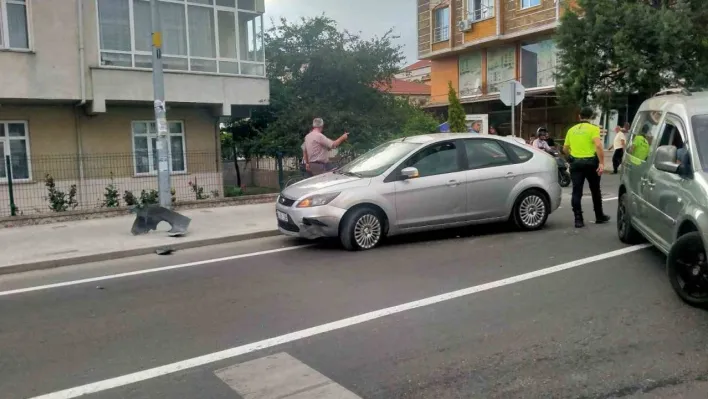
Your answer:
[570,157,604,218]
[612,148,624,173]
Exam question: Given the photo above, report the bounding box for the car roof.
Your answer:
[639,91,708,119]
[394,133,506,144]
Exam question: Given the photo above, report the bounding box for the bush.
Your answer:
[188,179,209,200]
[102,174,120,208]
[45,174,78,212]
[224,185,243,197]
[123,188,176,207]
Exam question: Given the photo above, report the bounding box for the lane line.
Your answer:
[215,352,361,399]
[30,243,652,399]
[0,245,312,298]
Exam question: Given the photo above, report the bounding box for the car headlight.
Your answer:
[296,192,341,208]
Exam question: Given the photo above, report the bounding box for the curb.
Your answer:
[0,229,281,276]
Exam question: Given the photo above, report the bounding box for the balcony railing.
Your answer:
[433,26,450,43]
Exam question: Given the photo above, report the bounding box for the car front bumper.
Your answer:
[275,201,347,240]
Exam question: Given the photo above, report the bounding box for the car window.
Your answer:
[464,139,512,169]
[627,110,662,164]
[403,141,460,177]
[656,117,688,164]
[506,143,533,162]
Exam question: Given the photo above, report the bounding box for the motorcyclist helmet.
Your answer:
[536,127,548,138]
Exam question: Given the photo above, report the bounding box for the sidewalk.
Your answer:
[0,203,278,274]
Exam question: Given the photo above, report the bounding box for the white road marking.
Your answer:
[215,352,361,399]
[30,243,651,399]
[0,245,312,298]
[603,196,618,201]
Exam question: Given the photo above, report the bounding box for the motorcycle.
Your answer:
[548,148,571,187]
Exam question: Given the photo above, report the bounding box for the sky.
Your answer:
[263,0,418,65]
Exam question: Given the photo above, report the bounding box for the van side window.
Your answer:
[627,111,662,164]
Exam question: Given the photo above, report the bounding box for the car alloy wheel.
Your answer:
[353,214,382,250]
[518,194,546,228]
[668,232,708,307]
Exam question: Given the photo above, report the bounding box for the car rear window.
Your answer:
[507,144,533,162]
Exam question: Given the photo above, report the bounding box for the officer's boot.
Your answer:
[574,211,584,228]
[593,201,611,224]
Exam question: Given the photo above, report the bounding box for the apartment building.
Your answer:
[417,0,575,139]
[0,0,268,216]
[395,60,432,85]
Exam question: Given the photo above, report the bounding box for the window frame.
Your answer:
[520,37,557,90]
[95,0,265,77]
[398,140,464,179]
[0,0,32,50]
[432,6,450,43]
[520,0,542,9]
[655,113,690,165]
[467,0,494,22]
[131,120,188,176]
[462,138,514,170]
[485,45,516,94]
[0,120,32,182]
[626,110,663,164]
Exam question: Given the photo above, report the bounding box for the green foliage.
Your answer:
[101,174,120,208]
[123,188,176,208]
[229,16,408,157]
[447,82,467,132]
[45,174,78,212]
[554,0,708,107]
[188,179,209,200]
[224,185,243,197]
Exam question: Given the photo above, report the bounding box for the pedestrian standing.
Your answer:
[563,106,610,228]
[610,125,626,174]
[304,118,348,175]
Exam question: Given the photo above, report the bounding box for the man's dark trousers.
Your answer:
[570,157,605,224]
[612,148,624,173]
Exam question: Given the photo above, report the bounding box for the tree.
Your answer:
[554,0,708,107]
[251,16,418,156]
[447,82,466,132]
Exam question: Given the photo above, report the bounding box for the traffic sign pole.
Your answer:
[511,82,516,137]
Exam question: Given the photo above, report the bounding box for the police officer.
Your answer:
[563,106,611,228]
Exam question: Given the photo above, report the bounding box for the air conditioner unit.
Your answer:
[458,20,473,32]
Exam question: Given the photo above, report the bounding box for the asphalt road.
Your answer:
[3,174,708,399]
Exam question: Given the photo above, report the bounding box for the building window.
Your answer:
[0,121,31,181]
[97,0,265,76]
[459,51,483,97]
[521,38,557,89]
[486,45,515,93]
[0,0,30,49]
[468,0,494,22]
[433,7,449,43]
[132,121,186,175]
[521,0,541,9]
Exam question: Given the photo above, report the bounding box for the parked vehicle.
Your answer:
[276,133,562,250]
[548,148,571,187]
[617,88,708,307]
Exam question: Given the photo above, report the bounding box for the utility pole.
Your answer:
[151,0,171,208]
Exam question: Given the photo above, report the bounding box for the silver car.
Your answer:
[276,133,562,250]
[617,89,708,306]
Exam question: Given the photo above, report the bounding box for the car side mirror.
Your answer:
[654,145,679,174]
[400,167,419,180]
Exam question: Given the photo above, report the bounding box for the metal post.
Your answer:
[151,0,171,208]
[276,152,284,190]
[5,155,16,216]
[511,82,516,137]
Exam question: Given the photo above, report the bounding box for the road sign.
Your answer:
[500,80,525,106]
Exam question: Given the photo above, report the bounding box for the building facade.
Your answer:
[395,60,432,85]
[0,0,268,216]
[417,0,576,139]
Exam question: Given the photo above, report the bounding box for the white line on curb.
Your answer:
[0,245,312,298]
[30,243,652,399]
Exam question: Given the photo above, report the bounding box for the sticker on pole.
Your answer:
[500,80,525,107]
[154,100,166,113]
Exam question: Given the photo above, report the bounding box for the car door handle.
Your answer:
[505,172,515,179]
[647,181,655,188]
[447,180,460,187]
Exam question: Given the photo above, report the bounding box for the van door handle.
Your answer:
[647,180,655,188]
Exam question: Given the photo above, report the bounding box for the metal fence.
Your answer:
[0,152,223,217]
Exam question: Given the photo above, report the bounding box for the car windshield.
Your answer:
[691,115,708,171]
[337,141,420,177]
